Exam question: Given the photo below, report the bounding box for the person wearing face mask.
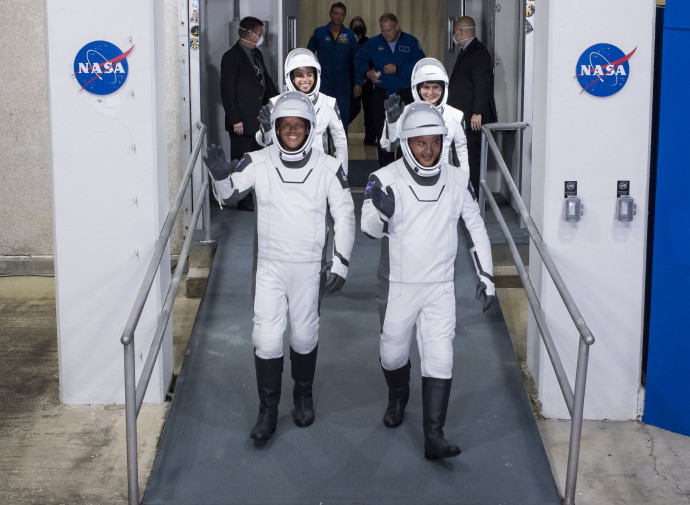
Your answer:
[380,58,469,177]
[447,16,497,193]
[361,102,495,461]
[347,16,377,146]
[255,48,348,174]
[203,91,355,442]
[307,2,360,135]
[353,13,425,168]
[220,16,279,211]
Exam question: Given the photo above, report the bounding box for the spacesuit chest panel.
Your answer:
[253,148,328,262]
[387,162,461,283]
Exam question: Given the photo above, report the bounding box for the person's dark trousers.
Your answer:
[229,132,260,211]
[290,345,318,427]
[465,128,482,195]
[362,81,377,144]
[250,353,283,441]
[372,87,413,167]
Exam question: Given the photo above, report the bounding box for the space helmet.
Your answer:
[284,48,321,102]
[399,101,448,177]
[411,58,449,111]
[270,90,317,162]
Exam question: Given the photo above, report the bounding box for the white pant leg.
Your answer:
[416,281,456,379]
[252,259,288,359]
[380,282,421,371]
[286,262,321,354]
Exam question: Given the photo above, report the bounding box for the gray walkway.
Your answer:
[1,201,689,504]
[142,196,559,505]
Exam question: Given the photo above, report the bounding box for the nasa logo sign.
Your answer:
[575,43,636,97]
[73,40,134,95]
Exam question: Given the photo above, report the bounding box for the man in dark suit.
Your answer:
[447,16,497,193]
[221,16,278,210]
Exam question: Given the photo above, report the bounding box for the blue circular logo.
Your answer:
[73,40,133,95]
[575,43,636,97]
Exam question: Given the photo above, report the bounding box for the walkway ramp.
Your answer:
[143,193,559,505]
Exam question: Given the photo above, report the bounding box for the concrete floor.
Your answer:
[1,274,689,505]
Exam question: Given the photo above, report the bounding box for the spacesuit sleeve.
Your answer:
[211,154,256,207]
[452,110,470,174]
[379,117,400,153]
[328,105,349,175]
[255,127,272,147]
[460,182,495,295]
[326,164,355,279]
[360,174,388,239]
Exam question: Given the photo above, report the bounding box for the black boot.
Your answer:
[422,377,461,460]
[290,346,317,427]
[250,354,283,441]
[381,360,410,428]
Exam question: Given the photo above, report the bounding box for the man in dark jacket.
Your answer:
[447,16,497,192]
[221,16,278,209]
[354,13,425,167]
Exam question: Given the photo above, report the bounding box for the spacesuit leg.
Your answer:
[416,282,460,459]
[416,282,456,380]
[250,259,289,440]
[287,262,321,427]
[379,282,418,372]
[252,260,289,359]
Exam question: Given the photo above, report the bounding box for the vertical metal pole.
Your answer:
[564,337,591,505]
[479,131,489,217]
[201,165,212,243]
[123,342,140,505]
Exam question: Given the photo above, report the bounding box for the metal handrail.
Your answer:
[120,122,209,505]
[480,122,595,505]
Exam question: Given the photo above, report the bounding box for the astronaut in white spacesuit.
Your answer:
[203,90,355,442]
[380,57,469,175]
[361,102,495,460]
[255,48,349,174]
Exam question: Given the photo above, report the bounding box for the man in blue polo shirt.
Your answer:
[354,12,425,167]
[307,2,359,134]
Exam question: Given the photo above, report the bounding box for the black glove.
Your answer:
[384,93,404,123]
[475,282,496,313]
[202,144,237,181]
[370,185,395,220]
[320,261,346,293]
[257,103,272,132]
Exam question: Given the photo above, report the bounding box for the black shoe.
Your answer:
[382,360,410,428]
[250,354,283,441]
[291,346,317,427]
[422,377,461,460]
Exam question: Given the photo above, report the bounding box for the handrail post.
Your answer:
[479,132,489,218]
[123,341,139,505]
[564,338,591,505]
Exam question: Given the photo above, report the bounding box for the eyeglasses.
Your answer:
[454,26,475,38]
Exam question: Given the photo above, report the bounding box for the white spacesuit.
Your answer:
[380,58,469,174]
[361,102,494,460]
[255,48,348,174]
[206,90,355,442]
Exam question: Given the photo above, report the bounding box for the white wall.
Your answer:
[46,0,173,404]
[528,0,655,420]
